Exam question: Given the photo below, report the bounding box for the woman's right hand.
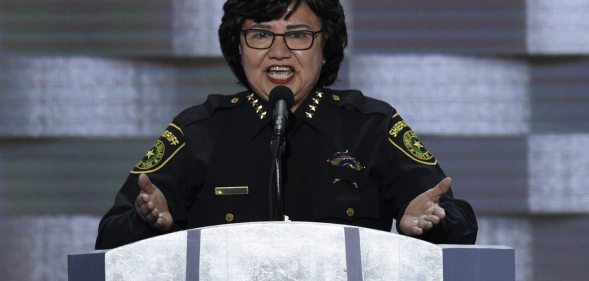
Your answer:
[134,173,174,232]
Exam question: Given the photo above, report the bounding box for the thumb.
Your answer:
[429,177,452,201]
[138,173,157,194]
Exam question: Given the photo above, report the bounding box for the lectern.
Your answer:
[69,222,514,280]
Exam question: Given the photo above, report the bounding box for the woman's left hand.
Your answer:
[398,177,451,236]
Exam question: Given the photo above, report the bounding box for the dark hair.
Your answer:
[219,0,348,88]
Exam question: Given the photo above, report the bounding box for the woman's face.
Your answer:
[240,2,324,111]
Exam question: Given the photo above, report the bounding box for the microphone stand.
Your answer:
[269,134,286,221]
[267,86,293,222]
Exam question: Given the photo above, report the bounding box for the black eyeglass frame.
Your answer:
[240,29,323,51]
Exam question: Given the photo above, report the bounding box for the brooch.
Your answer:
[327,150,364,188]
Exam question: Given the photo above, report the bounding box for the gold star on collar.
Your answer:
[305,91,324,119]
[246,93,268,120]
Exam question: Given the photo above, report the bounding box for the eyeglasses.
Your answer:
[241,29,322,50]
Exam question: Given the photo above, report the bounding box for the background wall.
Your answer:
[1,0,588,280]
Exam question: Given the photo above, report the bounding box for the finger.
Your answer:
[410,226,423,236]
[135,196,147,219]
[138,173,157,194]
[424,214,441,225]
[155,214,167,228]
[140,203,151,218]
[135,195,146,212]
[135,192,150,207]
[135,193,150,210]
[428,177,452,200]
[136,196,152,220]
[155,215,163,227]
[400,220,423,236]
[147,201,155,211]
[151,208,160,219]
[432,206,446,219]
[418,219,433,230]
[135,195,143,210]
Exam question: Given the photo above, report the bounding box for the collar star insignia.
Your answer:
[246,93,268,120]
[304,90,324,119]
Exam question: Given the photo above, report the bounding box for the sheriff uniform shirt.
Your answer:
[95,88,477,250]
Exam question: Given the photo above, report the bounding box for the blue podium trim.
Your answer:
[442,245,515,281]
[68,251,105,281]
[186,228,202,281]
[345,227,363,281]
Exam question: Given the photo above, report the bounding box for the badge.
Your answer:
[131,123,186,174]
[387,113,437,166]
[327,150,364,188]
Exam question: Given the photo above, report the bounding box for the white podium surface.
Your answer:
[69,222,513,281]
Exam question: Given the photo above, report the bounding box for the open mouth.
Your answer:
[266,66,295,84]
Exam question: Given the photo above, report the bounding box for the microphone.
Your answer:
[269,86,295,136]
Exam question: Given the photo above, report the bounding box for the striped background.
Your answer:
[1,0,588,280]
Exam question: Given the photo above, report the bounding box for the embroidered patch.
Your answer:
[131,123,186,174]
[387,113,437,166]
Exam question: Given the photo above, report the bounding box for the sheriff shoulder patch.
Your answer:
[131,123,186,174]
[387,113,437,166]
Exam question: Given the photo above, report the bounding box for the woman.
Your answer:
[95,0,477,249]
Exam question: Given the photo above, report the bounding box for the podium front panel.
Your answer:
[93,222,443,280]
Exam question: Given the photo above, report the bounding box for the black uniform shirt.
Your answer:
[95,88,478,249]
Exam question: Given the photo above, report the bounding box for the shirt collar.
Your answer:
[245,87,342,140]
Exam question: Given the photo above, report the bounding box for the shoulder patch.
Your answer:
[131,123,186,174]
[387,113,437,166]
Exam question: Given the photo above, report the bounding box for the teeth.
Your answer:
[269,66,292,72]
[267,66,294,81]
[269,71,293,80]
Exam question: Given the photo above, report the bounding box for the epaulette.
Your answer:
[328,89,394,116]
[175,92,246,127]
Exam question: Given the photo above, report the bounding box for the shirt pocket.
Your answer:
[311,180,380,223]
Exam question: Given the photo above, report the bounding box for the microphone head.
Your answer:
[268,86,295,109]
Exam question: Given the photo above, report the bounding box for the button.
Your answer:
[231,97,240,104]
[346,208,355,217]
[332,94,340,102]
[225,213,234,222]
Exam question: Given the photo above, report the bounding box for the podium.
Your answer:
[69,222,514,281]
